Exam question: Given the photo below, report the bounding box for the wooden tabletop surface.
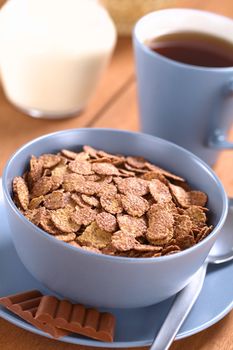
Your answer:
[0,0,233,349]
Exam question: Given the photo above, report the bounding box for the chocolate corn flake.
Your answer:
[146,204,174,245]
[124,163,148,174]
[97,183,117,197]
[100,193,123,214]
[90,157,112,164]
[39,154,61,169]
[28,156,43,185]
[196,225,213,243]
[31,177,53,197]
[71,207,97,226]
[96,212,117,233]
[61,149,79,160]
[149,179,172,203]
[68,160,93,175]
[141,172,169,184]
[75,152,90,161]
[51,164,69,178]
[78,222,112,249]
[61,149,90,161]
[51,174,64,191]
[71,193,90,208]
[189,191,208,207]
[97,150,124,161]
[133,244,162,252]
[62,174,85,192]
[113,177,122,186]
[99,175,113,183]
[22,171,29,183]
[43,169,51,177]
[118,168,136,177]
[121,194,149,217]
[44,191,66,210]
[59,156,69,165]
[64,193,77,210]
[176,235,195,250]
[81,194,100,207]
[111,231,136,251]
[13,176,29,211]
[146,163,185,182]
[169,184,190,207]
[75,181,100,195]
[12,145,213,258]
[117,177,149,196]
[126,156,147,169]
[55,233,76,242]
[62,173,85,192]
[162,245,181,255]
[97,157,124,167]
[118,250,162,258]
[40,210,64,235]
[101,244,116,256]
[24,207,46,226]
[28,195,44,210]
[68,240,81,248]
[185,206,207,229]
[92,162,120,176]
[170,184,208,209]
[117,214,146,237]
[51,208,80,233]
[174,214,193,238]
[83,145,99,158]
[85,174,102,182]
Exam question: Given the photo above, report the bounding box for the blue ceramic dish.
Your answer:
[2,129,228,308]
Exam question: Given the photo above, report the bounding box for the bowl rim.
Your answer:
[2,127,229,263]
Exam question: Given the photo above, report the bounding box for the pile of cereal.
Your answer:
[12,145,213,258]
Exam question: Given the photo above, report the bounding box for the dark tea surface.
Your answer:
[147,31,233,68]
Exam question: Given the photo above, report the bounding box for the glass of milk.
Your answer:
[0,0,116,119]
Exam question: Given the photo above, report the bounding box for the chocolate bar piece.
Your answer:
[0,290,69,338]
[35,295,116,342]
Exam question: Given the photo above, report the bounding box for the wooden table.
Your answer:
[0,0,233,349]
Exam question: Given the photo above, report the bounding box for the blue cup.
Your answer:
[134,9,233,166]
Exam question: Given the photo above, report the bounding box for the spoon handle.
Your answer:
[150,263,208,350]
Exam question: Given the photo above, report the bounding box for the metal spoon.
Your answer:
[150,207,233,350]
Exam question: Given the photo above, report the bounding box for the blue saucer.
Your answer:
[0,180,233,347]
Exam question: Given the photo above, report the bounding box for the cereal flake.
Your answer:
[117,214,147,237]
[51,208,80,233]
[117,177,149,196]
[96,212,117,233]
[78,222,112,249]
[121,194,149,217]
[13,176,29,211]
[68,160,93,175]
[31,177,53,197]
[100,194,123,214]
[39,154,61,168]
[149,179,172,203]
[92,162,120,176]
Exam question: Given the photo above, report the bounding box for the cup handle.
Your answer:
[208,79,233,149]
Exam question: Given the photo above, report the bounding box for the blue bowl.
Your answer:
[2,128,228,308]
